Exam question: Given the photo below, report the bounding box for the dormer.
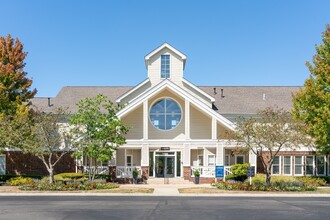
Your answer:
[145,43,186,86]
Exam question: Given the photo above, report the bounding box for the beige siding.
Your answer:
[121,105,143,140]
[116,149,125,166]
[148,48,184,86]
[116,149,141,166]
[217,123,231,139]
[190,105,212,139]
[148,89,185,140]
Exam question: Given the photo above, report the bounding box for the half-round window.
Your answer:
[150,98,182,130]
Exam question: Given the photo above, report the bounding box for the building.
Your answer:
[0,43,329,181]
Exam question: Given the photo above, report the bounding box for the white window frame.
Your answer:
[305,155,315,176]
[271,155,281,175]
[160,54,171,79]
[316,155,326,176]
[294,156,304,176]
[197,154,203,166]
[283,156,292,176]
[225,154,230,166]
[207,154,215,166]
[235,155,245,164]
[126,155,133,167]
[0,154,5,175]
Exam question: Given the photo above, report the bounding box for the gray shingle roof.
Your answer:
[31,85,301,116]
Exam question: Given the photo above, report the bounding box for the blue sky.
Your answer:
[1,1,330,97]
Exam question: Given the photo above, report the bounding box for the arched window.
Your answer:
[150,98,181,130]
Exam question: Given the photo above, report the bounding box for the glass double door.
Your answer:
[155,156,175,178]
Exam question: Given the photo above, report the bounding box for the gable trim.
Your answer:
[144,43,187,69]
[115,78,150,103]
[117,79,235,131]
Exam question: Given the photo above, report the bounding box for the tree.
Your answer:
[233,107,309,185]
[292,25,330,153]
[0,34,37,116]
[18,108,74,183]
[69,94,128,181]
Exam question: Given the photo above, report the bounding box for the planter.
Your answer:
[194,175,200,184]
[133,174,138,184]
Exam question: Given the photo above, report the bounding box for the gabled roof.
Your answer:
[144,43,187,69]
[116,79,235,131]
[115,78,150,103]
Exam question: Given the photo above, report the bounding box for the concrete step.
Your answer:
[147,177,193,185]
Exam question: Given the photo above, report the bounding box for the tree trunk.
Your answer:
[49,167,54,184]
[265,165,272,185]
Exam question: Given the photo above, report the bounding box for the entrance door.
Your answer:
[155,156,175,178]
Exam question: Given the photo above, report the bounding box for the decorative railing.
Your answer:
[191,166,215,177]
[116,166,141,178]
[83,166,109,175]
[191,166,232,178]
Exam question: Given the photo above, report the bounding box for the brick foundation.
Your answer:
[5,151,75,175]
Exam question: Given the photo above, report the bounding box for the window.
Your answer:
[0,155,5,175]
[272,156,280,175]
[316,156,325,176]
[161,54,170,78]
[208,155,215,166]
[198,155,203,166]
[283,156,291,175]
[294,156,303,176]
[225,155,230,166]
[305,156,314,175]
[126,155,132,167]
[235,155,244,164]
[150,98,182,130]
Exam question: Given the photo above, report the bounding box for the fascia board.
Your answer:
[182,78,215,102]
[115,78,150,103]
[117,80,235,130]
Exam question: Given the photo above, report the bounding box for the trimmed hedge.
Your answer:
[19,182,119,191]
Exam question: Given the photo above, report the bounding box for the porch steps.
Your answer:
[147,177,193,185]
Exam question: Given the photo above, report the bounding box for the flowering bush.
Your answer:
[7,176,34,186]
[19,181,119,191]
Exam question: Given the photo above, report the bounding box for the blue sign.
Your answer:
[215,165,224,178]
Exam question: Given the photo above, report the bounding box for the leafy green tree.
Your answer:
[69,94,128,181]
[234,107,309,185]
[292,25,330,153]
[0,34,37,116]
[17,107,74,183]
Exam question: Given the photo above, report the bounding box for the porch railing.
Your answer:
[116,166,141,178]
[191,166,232,177]
[83,166,109,175]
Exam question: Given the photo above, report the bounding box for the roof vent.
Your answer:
[263,93,266,101]
[213,87,217,95]
[48,97,53,107]
[221,89,225,98]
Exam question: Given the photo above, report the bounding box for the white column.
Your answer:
[141,144,149,166]
[212,117,217,140]
[185,99,190,140]
[216,143,224,165]
[183,143,190,166]
[143,100,148,140]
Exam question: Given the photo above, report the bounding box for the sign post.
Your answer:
[215,165,224,182]
[246,166,255,185]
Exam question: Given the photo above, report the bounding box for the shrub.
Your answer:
[229,163,250,182]
[295,176,327,187]
[0,175,43,182]
[7,176,34,186]
[19,182,119,191]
